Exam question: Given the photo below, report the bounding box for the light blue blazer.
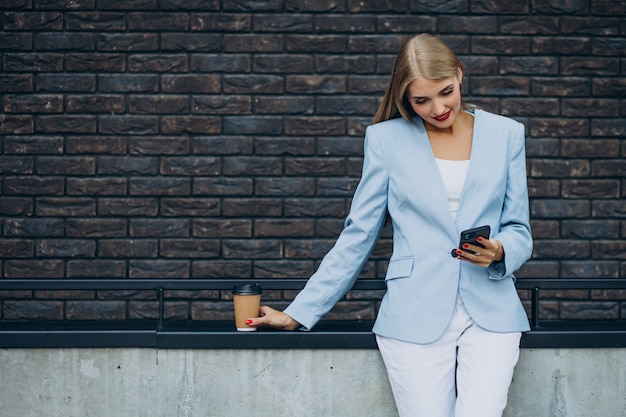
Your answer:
[284,109,533,344]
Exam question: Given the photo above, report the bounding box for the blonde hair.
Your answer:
[373,34,465,124]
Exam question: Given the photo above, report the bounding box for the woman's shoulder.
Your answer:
[368,116,417,135]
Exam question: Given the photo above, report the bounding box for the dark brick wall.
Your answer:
[1,1,625,322]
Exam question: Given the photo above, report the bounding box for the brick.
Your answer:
[253,14,311,32]
[591,160,626,177]
[67,137,126,154]
[471,0,528,13]
[4,53,63,71]
[286,75,346,94]
[191,13,250,31]
[375,16,435,34]
[348,0,406,12]
[161,37,217,57]
[129,260,189,278]
[0,197,33,216]
[348,35,406,54]
[593,201,626,219]
[160,239,220,258]
[193,95,251,114]
[129,95,188,114]
[254,137,315,156]
[99,74,159,93]
[591,119,625,137]
[66,95,125,113]
[285,157,346,176]
[4,136,63,154]
[97,0,156,10]
[3,11,63,30]
[515,260,559,278]
[592,38,626,56]
[529,219,559,238]
[193,219,251,237]
[192,260,251,278]
[223,34,282,52]
[561,57,619,76]
[0,115,33,134]
[223,116,282,135]
[316,96,379,116]
[97,198,158,217]
[530,118,589,138]
[128,54,188,73]
[223,156,282,176]
[533,239,590,259]
[527,179,559,198]
[317,178,360,196]
[438,16,499,34]
[4,218,64,237]
[160,157,220,176]
[314,15,374,33]
[525,139,558,157]
[67,301,126,320]
[65,11,126,30]
[0,74,32,93]
[4,176,63,195]
[100,115,159,135]
[68,53,127,73]
[67,260,126,278]
[470,77,529,96]
[4,94,61,114]
[99,239,158,257]
[222,0,282,12]
[97,33,159,51]
[161,116,221,134]
[562,261,619,278]
[160,198,220,216]
[38,239,96,257]
[285,117,345,136]
[500,57,558,75]
[532,37,591,55]
[97,156,158,175]
[347,75,390,94]
[0,239,33,257]
[0,33,32,51]
[255,177,315,196]
[254,260,315,279]
[315,55,376,74]
[254,219,313,237]
[130,137,190,155]
[561,17,620,36]
[285,0,344,11]
[531,199,589,218]
[0,156,32,175]
[561,139,619,158]
[67,177,127,196]
[562,179,619,199]
[252,96,314,115]
[130,218,190,237]
[129,177,190,196]
[36,156,96,175]
[222,239,282,259]
[37,0,95,9]
[36,198,96,216]
[37,74,97,93]
[408,0,467,12]
[4,301,64,320]
[193,178,253,196]
[4,260,64,278]
[161,74,220,93]
[127,11,188,30]
[66,218,128,237]
[285,239,334,259]
[222,198,282,217]
[531,77,590,97]
[36,115,96,133]
[501,98,559,117]
[499,17,559,35]
[531,0,588,14]
[191,54,251,72]
[562,220,620,239]
[284,198,347,217]
[471,36,530,55]
[192,136,252,155]
[592,77,626,97]
[35,32,96,51]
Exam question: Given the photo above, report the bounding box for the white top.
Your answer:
[435,158,470,220]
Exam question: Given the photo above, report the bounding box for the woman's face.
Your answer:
[406,70,463,130]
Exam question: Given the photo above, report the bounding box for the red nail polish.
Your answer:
[477,237,483,242]
[462,244,469,249]
[245,319,253,324]
[456,249,463,255]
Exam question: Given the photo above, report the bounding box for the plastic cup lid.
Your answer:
[232,283,262,295]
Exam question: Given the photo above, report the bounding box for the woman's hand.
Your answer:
[245,305,301,331]
[454,236,504,268]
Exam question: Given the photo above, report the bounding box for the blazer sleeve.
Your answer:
[283,125,389,330]
[488,121,533,279]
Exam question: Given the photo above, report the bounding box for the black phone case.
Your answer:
[451,225,491,257]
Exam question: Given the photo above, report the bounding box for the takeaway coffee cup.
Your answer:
[232,283,262,331]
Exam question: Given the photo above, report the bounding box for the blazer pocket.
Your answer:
[385,256,414,281]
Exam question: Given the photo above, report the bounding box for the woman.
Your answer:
[247,33,532,417]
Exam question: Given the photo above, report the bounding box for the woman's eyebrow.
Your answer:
[410,83,455,99]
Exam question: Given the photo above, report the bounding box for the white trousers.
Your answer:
[376,297,521,417]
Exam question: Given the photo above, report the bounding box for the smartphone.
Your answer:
[451,225,491,257]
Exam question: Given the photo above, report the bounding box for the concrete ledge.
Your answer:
[1,347,625,417]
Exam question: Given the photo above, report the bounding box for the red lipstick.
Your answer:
[433,110,451,122]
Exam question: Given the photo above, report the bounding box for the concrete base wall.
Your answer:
[1,348,625,417]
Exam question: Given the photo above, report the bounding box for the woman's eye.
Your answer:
[442,89,453,95]
[413,99,427,105]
